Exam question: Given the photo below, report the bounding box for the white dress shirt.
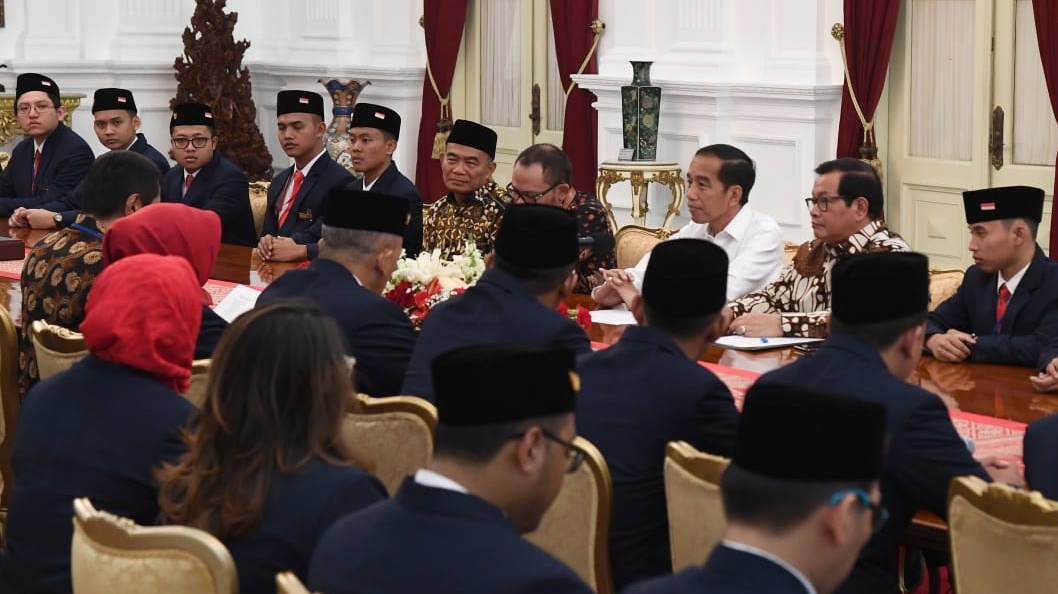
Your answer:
[629,206,784,301]
[998,260,1031,296]
[413,468,469,494]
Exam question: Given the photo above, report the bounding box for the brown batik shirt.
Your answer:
[18,216,106,396]
[423,181,508,259]
[569,192,616,294]
[728,219,910,338]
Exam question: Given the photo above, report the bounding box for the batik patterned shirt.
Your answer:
[728,220,910,337]
[423,181,508,259]
[570,192,616,294]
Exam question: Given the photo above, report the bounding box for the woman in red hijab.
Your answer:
[1,254,202,594]
[102,202,226,358]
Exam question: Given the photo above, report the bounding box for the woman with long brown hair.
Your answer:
[157,299,386,593]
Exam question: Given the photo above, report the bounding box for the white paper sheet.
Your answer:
[212,284,262,323]
[588,306,638,326]
[714,336,823,351]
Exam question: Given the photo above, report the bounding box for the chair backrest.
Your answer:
[783,241,799,266]
[525,436,614,594]
[182,359,212,408]
[249,181,270,237]
[663,440,730,572]
[71,497,238,594]
[947,475,1058,594]
[341,394,438,496]
[0,306,17,506]
[614,224,676,269]
[30,320,88,381]
[929,268,964,312]
[276,571,315,594]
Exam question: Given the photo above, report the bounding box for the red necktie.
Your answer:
[278,170,305,228]
[184,173,195,196]
[995,283,1010,334]
[31,149,41,192]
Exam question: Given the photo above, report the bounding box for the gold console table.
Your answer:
[596,160,684,231]
[0,93,86,145]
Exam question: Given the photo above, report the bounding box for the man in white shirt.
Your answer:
[592,144,783,306]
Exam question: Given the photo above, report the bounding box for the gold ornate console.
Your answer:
[596,160,684,231]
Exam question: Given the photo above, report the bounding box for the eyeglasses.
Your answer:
[509,428,587,474]
[16,103,56,116]
[506,181,564,204]
[804,195,852,212]
[829,488,889,532]
[171,136,212,149]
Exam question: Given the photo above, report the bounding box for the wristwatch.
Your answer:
[53,213,64,228]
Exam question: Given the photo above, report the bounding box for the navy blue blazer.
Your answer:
[129,132,172,175]
[196,306,228,360]
[0,356,193,594]
[625,544,813,594]
[756,334,990,594]
[0,123,94,215]
[261,155,355,259]
[1023,413,1058,500]
[256,258,416,397]
[926,247,1058,367]
[401,268,591,402]
[352,161,424,257]
[308,479,594,594]
[161,153,256,247]
[225,458,386,594]
[576,325,739,590]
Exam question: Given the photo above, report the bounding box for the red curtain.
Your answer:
[835,1,900,159]
[550,0,599,193]
[414,1,469,205]
[1033,0,1058,258]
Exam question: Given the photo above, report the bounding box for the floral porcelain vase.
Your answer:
[319,78,371,176]
[620,61,661,161]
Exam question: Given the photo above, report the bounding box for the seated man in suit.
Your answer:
[1023,413,1058,499]
[256,187,415,396]
[593,144,783,304]
[309,344,594,594]
[257,90,355,261]
[723,158,909,338]
[626,382,889,594]
[0,73,94,216]
[576,238,739,590]
[401,204,591,402]
[926,186,1058,367]
[347,102,423,257]
[9,87,171,230]
[755,252,1021,594]
[161,102,256,247]
[422,119,507,258]
[507,143,615,294]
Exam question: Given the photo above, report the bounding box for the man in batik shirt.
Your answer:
[723,158,910,338]
[423,119,507,258]
[507,143,614,294]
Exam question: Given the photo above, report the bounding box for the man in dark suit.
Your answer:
[256,187,415,396]
[755,252,1021,594]
[160,102,256,246]
[257,90,355,261]
[309,344,594,594]
[926,186,1058,367]
[0,73,94,216]
[576,239,739,590]
[626,382,889,594]
[1024,413,1058,499]
[9,87,171,230]
[401,204,591,402]
[348,102,423,256]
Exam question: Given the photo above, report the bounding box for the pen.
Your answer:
[760,337,768,344]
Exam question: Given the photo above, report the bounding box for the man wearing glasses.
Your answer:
[628,382,889,594]
[752,252,1019,594]
[161,102,256,246]
[0,73,93,217]
[310,344,594,594]
[724,158,910,338]
[508,143,615,294]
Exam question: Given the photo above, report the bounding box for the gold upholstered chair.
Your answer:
[928,268,964,312]
[276,572,315,594]
[947,475,1058,594]
[249,181,270,237]
[663,441,730,572]
[0,152,9,170]
[341,394,438,496]
[0,305,18,514]
[783,241,800,266]
[30,320,88,381]
[71,497,238,594]
[182,359,212,408]
[525,436,614,594]
[613,225,676,269]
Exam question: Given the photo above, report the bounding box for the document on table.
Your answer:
[714,336,823,351]
[589,306,637,326]
[213,284,262,323]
